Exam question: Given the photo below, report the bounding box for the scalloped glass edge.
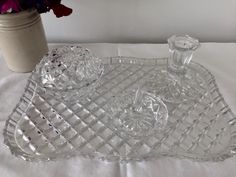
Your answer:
[3,56,236,163]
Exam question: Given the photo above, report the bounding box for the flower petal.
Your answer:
[51,3,72,18]
[1,0,21,13]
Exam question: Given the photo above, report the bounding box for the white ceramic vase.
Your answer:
[0,9,48,72]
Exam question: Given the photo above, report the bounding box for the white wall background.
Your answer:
[41,0,236,43]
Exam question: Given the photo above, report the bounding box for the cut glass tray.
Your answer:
[4,57,236,162]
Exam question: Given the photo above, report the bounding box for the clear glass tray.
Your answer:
[4,57,236,162]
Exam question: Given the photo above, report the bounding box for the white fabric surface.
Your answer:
[0,43,236,177]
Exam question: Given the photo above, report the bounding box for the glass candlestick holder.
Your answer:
[164,35,201,103]
[133,35,201,104]
[167,35,200,75]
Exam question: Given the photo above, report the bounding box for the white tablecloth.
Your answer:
[0,43,236,177]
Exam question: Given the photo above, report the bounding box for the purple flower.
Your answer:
[0,0,21,14]
[19,0,49,13]
[0,0,73,17]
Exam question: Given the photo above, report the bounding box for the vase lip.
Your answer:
[0,8,41,31]
[0,8,38,19]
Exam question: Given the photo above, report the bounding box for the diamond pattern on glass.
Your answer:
[3,57,236,162]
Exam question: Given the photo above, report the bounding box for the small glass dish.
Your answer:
[107,83,168,138]
[34,45,104,103]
